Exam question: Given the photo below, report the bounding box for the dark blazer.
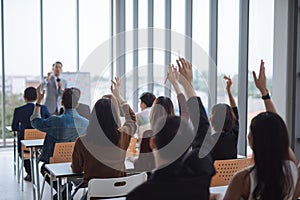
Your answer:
[11,103,50,153]
[127,148,215,200]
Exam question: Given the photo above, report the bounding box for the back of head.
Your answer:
[152,116,194,163]
[211,103,236,132]
[24,87,37,102]
[250,112,292,200]
[150,96,175,128]
[140,92,156,107]
[86,98,119,146]
[62,88,80,109]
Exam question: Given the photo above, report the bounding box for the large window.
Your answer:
[217,0,239,104]
[3,0,41,142]
[43,0,77,73]
[248,0,274,154]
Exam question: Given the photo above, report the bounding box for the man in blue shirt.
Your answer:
[12,87,50,181]
[31,86,89,195]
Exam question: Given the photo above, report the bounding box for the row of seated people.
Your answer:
[11,87,90,182]
[12,57,300,200]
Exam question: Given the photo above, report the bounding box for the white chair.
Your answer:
[87,172,147,200]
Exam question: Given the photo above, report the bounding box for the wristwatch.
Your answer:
[36,103,42,107]
[262,93,271,100]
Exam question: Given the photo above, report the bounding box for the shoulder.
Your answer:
[224,168,250,200]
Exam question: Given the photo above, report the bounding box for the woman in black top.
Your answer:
[210,76,239,160]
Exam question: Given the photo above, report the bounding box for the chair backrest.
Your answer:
[22,129,46,151]
[24,129,46,140]
[49,142,75,164]
[87,172,147,200]
[210,157,254,187]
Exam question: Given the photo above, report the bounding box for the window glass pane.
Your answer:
[4,0,41,142]
[125,0,133,101]
[79,0,110,67]
[192,0,209,110]
[217,0,239,104]
[79,0,110,107]
[153,0,165,102]
[43,0,77,73]
[248,0,274,155]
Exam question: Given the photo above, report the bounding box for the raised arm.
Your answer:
[167,64,189,120]
[176,58,210,149]
[252,59,276,113]
[224,75,237,108]
[111,77,137,138]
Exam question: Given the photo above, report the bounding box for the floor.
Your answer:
[0,147,106,200]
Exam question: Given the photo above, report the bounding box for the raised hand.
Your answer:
[167,64,179,85]
[110,76,121,98]
[224,75,232,92]
[176,57,193,85]
[167,64,181,95]
[36,84,45,104]
[252,59,268,95]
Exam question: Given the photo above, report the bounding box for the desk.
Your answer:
[45,160,135,200]
[45,162,83,200]
[21,139,44,200]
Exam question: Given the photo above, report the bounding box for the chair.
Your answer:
[18,129,46,191]
[87,172,147,200]
[210,157,254,187]
[40,142,75,200]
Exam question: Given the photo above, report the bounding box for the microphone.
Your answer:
[56,78,61,82]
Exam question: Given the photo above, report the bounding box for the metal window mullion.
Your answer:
[1,0,6,146]
[148,0,154,93]
[238,0,249,156]
[116,0,126,97]
[76,0,79,71]
[40,0,44,79]
[110,0,114,80]
[185,0,192,62]
[133,0,139,111]
[164,0,171,97]
[208,0,218,112]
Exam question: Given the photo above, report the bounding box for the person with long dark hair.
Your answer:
[224,60,299,200]
[71,77,136,187]
[133,65,189,172]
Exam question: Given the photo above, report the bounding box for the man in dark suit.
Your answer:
[11,87,50,181]
[41,61,67,115]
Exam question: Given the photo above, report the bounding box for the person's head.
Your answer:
[86,98,119,145]
[150,96,175,129]
[150,116,193,166]
[210,103,236,133]
[52,61,63,77]
[139,92,156,110]
[61,87,80,109]
[248,112,293,200]
[24,87,37,102]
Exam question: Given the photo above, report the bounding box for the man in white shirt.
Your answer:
[136,92,156,141]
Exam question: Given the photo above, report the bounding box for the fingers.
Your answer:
[252,71,257,82]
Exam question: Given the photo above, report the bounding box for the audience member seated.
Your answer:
[133,64,189,173]
[71,77,137,200]
[209,75,239,160]
[127,116,215,200]
[30,86,89,198]
[58,88,91,119]
[136,92,156,142]
[223,60,299,200]
[11,87,50,182]
[76,103,91,119]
